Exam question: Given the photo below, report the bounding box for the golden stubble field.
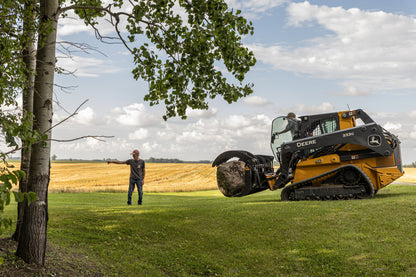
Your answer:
[4,162,416,193]
[48,162,217,193]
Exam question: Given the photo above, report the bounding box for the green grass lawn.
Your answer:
[2,185,416,276]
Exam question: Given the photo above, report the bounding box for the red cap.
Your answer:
[131,149,139,155]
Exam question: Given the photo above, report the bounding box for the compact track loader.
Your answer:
[212,109,404,200]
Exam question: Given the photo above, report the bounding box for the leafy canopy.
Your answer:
[66,0,256,119]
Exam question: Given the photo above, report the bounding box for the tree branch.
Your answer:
[50,135,114,143]
[45,99,89,134]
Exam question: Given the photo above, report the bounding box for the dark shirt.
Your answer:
[126,159,145,180]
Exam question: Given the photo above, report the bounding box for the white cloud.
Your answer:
[58,0,288,38]
[58,14,90,36]
[410,125,416,140]
[128,128,149,140]
[86,137,100,147]
[227,0,289,19]
[58,1,131,36]
[56,55,123,77]
[249,1,416,91]
[280,102,335,115]
[336,86,370,96]
[58,0,188,37]
[72,107,96,125]
[110,103,159,127]
[383,122,402,131]
[166,113,271,159]
[242,95,271,106]
[223,114,252,129]
[186,107,218,119]
[408,110,416,118]
[142,142,159,152]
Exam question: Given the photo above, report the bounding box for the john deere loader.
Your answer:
[212,109,403,201]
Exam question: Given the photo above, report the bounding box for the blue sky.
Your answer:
[45,0,416,163]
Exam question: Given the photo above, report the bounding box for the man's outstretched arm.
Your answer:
[107,161,126,165]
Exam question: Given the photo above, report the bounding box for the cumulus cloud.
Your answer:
[335,86,370,96]
[58,2,130,36]
[165,113,271,159]
[383,122,402,131]
[58,1,188,37]
[142,142,159,152]
[249,1,416,91]
[227,0,289,18]
[72,107,96,125]
[56,55,124,77]
[186,107,218,119]
[223,114,253,129]
[58,13,90,36]
[408,110,416,118]
[242,95,272,106]
[280,102,335,115]
[128,128,149,140]
[110,103,159,127]
[58,0,288,37]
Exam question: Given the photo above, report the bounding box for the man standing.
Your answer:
[108,149,145,205]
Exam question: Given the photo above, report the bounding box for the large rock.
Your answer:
[216,160,246,197]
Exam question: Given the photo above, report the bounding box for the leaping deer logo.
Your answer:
[368,135,381,147]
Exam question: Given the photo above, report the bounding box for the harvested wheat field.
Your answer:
[47,162,217,193]
[396,167,416,184]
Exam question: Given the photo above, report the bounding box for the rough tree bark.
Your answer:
[16,0,58,265]
[12,0,37,243]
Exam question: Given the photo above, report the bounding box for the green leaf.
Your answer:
[13,191,24,203]
[25,192,37,206]
[8,173,17,185]
[1,192,10,206]
[12,170,25,181]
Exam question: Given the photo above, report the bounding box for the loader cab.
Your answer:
[270,116,295,162]
[270,113,340,163]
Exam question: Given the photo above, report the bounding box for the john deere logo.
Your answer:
[368,135,381,147]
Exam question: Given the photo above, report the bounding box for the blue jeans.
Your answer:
[127,177,143,205]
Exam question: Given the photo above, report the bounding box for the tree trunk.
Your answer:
[12,0,37,243]
[16,0,58,265]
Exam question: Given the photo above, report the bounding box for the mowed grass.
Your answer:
[2,163,416,275]
[3,185,416,276]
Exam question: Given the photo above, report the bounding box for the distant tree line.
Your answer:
[10,157,212,164]
[404,162,416,168]
[146,157,211,164]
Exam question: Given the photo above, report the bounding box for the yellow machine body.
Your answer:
[214,109,404,200]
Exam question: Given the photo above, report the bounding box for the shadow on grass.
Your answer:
[240,199,281,204]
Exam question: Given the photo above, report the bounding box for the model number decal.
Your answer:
[343,132,355,138]
[297,139,317,148]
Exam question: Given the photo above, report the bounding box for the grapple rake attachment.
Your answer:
[212,150,274,197]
